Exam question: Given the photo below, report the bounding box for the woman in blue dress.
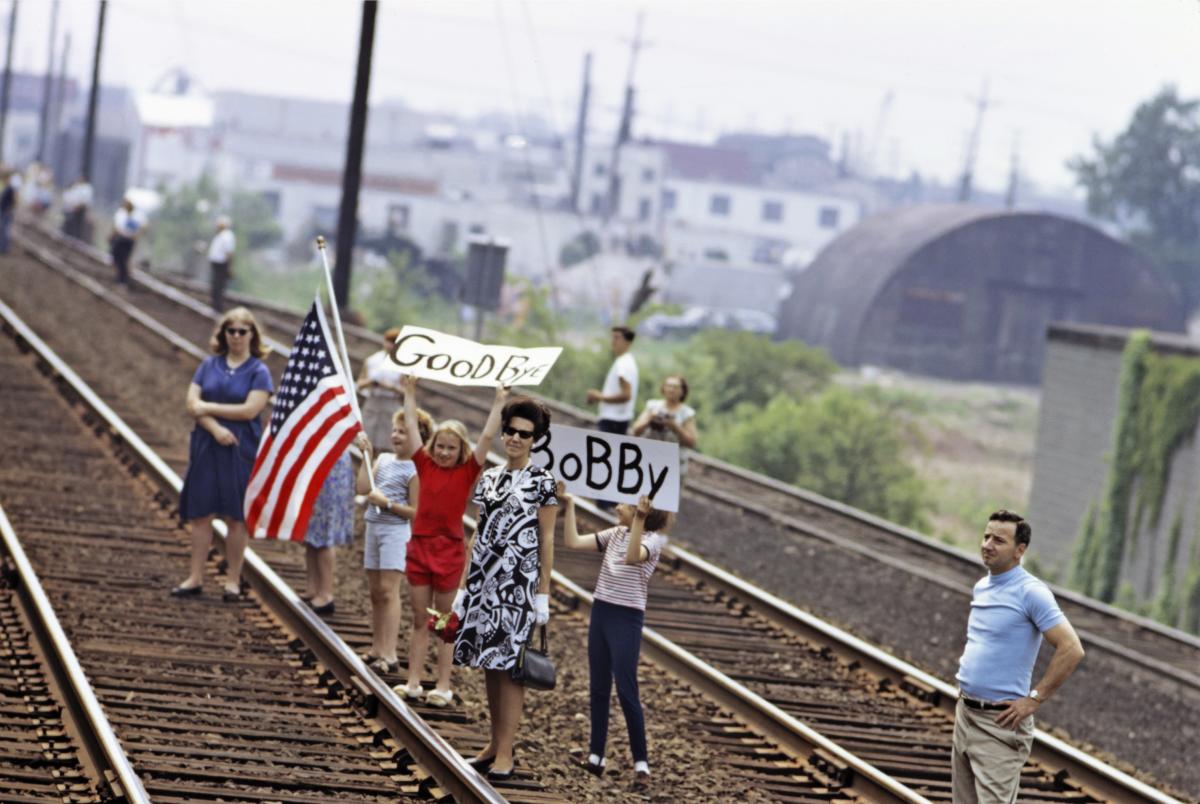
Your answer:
[173,307,273,601]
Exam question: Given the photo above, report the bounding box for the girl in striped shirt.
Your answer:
[561,490,672,791]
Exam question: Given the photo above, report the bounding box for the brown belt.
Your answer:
[960,694,1007,711]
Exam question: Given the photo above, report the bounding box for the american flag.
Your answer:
[244,296,362,540]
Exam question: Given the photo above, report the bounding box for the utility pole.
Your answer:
[1004,133,1020,209]
[605,12,648,221]
[82,0,107,182]
[49,30,68,171]
[569,51,591,213]
[35,0,58,161]
[333,0,377,309]
[0,0,18,164]
[957,78,990,203]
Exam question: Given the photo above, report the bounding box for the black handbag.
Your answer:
[511,626,556,690]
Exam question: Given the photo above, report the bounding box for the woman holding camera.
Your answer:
[631,375,697,477]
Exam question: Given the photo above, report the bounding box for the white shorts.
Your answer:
[364,521,410,571]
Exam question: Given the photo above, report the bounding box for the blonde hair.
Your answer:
[210,307,269,358]
[429,419,471,464]
[394,407,435,444]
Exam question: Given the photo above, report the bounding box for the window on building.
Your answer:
[438,220,459,254]
[661,189,677,212]
[642,166,655,183]
[468,223,486,235]
[593,162,607,177]
[710,194,731,216]
[259,191,281,217]
[387,203,411,234]
[762,200,784,223]
[590,193,606,215]
[638,197,652,222]
[819,206,840,229]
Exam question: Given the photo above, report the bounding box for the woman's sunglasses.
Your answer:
[225,327,251,336]
[502,425,535,440]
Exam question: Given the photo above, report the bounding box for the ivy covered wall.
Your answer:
[1067,330,1200,632]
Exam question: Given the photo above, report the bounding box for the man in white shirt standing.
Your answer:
[587,326,639,509]
[208,215,236,312]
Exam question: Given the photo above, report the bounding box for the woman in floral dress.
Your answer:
[452,396,558,782]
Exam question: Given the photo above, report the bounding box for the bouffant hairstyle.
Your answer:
[989,509,1032,546]
[210,307,270,359]
[642,506,672,533]
[393,407,434,444]
[430,419,472,464]
[501,396,552,439]
[662,374,689,402]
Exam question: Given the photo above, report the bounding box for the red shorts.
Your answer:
[405,533,466,592]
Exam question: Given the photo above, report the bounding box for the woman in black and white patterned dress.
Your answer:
[451,396,558,781]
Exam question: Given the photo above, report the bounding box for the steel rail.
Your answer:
[14,230,932,800]
[0,298,507,804]
[19,223,1190,801]
[664,542,1185,804]
[0,503,151,804]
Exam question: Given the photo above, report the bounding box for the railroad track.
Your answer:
[0,506,144,803]
[83,221,1200,694]
[0,299,513,802]
[6,231,886,800]
[7,224,1189,801]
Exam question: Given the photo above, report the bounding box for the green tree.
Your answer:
[146,174,220,270]
[353,249,452,333]
[1069,86,1200,311]
[708,387,928,529]
[229,190,282,250]
[679,329,837,418]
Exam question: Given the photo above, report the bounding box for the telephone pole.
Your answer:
[35,0,58,161]
[333,0,377,309]
[605,12,648,221]
[81,0,107,182]
[0,0,18,164]
[569,51,591,213]
[957,78,990,203]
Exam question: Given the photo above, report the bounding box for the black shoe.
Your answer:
[466,754,495,771]
[310,600,335,616]
[580,758,605,777]
[170,584,202,597]
[631,769,650,792]
[222,589,243,603]
[486,761,516,782]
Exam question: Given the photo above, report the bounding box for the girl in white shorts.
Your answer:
[356,407,432,673]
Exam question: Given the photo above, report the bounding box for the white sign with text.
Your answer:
[389,326,562,386]
[531,424,680,511]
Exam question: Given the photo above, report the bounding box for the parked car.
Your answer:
[640,307,777,338]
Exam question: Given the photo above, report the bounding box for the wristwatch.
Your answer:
[1030,689,1042,702]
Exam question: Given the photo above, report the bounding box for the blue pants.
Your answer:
[0,211,12,254]
[588,598,647,762]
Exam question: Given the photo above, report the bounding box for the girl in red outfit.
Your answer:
[397,375,506,706]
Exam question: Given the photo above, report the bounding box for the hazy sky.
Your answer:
[11,0,1200,194]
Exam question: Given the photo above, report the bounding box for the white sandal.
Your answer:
[426,688,454,707]
[394,683,424,701]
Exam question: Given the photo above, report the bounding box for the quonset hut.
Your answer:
[776,204,1185,383]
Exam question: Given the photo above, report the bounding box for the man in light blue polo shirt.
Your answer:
[953,510,1085,804]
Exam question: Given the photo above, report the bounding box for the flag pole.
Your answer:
[316,235,378,501]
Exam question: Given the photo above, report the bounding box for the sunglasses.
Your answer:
[225,327,251,336]
[502,425,535,440]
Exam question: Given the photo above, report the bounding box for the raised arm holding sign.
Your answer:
[389,326,562,387]
[531,424,680,511]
